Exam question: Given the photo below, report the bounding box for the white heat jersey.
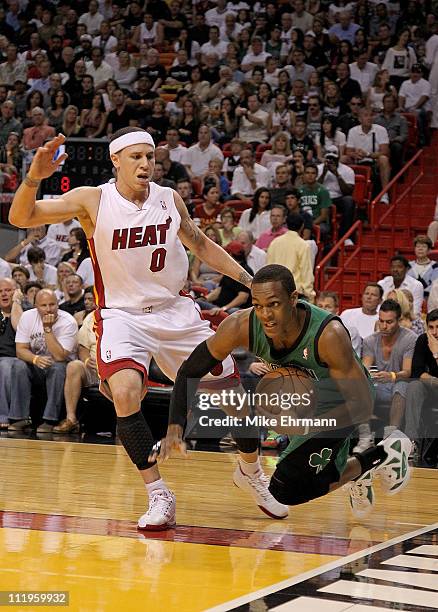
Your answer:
[90,182,188,309]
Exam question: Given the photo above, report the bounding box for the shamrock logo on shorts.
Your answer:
[309,448,333,474]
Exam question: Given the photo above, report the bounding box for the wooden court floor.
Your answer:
[0,438,437,611]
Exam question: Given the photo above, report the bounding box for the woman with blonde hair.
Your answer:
[55,261,76,303]
[260,131,292,169]
[387,288,425,335]
[62,105,82,137]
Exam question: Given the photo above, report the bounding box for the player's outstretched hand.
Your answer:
[28,134,68,180]
[149,424,188,463]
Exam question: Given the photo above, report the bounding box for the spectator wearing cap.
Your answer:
[0,100,22,145]
[317,150,356,242]
[374,94,408,175]
[75,34,94,63]
[378,255,425,316]
[267,213,315,301]
[399,64,431,146]
[22,106,56,151]
[231,148,270,200]
[407,235,438,298]
[255,205,288,251]
[205,241,252,314]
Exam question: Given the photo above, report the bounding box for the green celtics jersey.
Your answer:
[249,300,373,457]
[297,182,331,219]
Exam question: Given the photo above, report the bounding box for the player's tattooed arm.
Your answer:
[173,190,253,288]
[239,271,252,288]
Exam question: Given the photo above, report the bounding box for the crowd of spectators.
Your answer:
[0,0,437,458]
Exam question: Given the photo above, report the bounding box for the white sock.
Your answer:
[145,478,168,495]
[238,456,261,475]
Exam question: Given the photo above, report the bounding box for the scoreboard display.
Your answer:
[41,138,114,196]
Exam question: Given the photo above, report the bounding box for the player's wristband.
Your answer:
[24,175,41,188]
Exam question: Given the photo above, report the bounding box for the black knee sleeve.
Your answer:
[117,411,156,470]
[231,421,260,453]
[268,463,337,506]
[233,437,260,453]
[352,444,388,477]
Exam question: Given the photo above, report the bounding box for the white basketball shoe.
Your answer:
[374,429,412,496]
[138,489,176,531]
[347,472,375,519]
[233,464,289,519]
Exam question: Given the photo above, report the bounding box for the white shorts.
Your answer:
[93,293,238,398]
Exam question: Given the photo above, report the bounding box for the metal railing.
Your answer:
[315,149,425,306]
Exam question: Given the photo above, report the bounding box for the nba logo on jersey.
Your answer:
[106,350,111,360]
[303,348,309,360]
[160,200,167,210]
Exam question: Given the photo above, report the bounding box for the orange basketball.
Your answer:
[254,367,316,433]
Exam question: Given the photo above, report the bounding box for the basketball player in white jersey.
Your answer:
[9,128,288,529]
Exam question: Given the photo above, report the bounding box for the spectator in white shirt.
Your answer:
[184,124,224,179]
[317,291,362,355]
[238,187,272,239]
[378,255,425,316]
[398,64,431,146]
[291,0,314,33]
[241,37,270,72]
[237,94,269,144]
[46,220,81,255]
[92,22,118,57]
[236,230,267,274]
[78,0,104,36]
[163,127,187,164]
[200,26,228,60]
[4,226,61,268]
[341,282,383,344]
[220,12,242,41]
[205,0,228,28]
[346,108,391,203]
[231,148,270,199]
[349,52,378,95]
[26,247,58,287]
[85,47,114,90]
[15,289,78,432]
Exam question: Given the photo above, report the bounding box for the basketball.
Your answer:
[254,366,317,434]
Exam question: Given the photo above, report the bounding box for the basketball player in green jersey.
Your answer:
[153,265,412,518]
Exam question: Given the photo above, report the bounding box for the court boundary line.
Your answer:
[205,521,438,612]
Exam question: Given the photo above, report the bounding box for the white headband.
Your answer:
[109,132,155,155]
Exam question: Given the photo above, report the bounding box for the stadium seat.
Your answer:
[350,165,372,209]
[255,143,272,162]
[191,178,203,196]
[225,199,252,212]
[159,52,176,69]
[201,309,229,330]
